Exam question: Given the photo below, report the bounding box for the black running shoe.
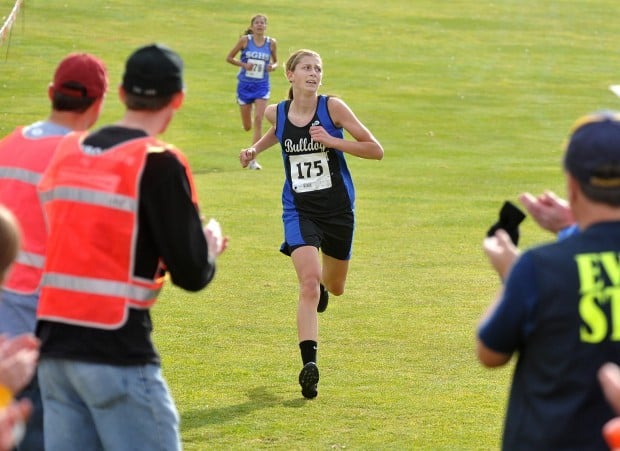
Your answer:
[317,284,329,313]
[298,362,319,399]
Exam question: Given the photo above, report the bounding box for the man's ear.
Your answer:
[171,91,185,110]
[567,173,580,205]
[118,85,127,103]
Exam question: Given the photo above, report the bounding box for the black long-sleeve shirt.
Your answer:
[36,126,215,365]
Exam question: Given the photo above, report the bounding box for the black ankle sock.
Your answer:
[299,340,317,365]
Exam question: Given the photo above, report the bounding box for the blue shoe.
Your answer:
[299,362,319,399]
[317,284,329,313]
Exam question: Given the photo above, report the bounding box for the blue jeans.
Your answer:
[38,358,181,451]
[0,289,38,337]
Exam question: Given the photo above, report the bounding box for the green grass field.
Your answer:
[3,0,620,448]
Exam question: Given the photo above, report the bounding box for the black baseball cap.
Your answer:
[122,43,183,97]
[564,112,620,189]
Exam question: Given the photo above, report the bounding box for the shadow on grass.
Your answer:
[181,386,311,429]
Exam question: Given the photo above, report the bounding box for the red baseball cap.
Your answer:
[51,53,108,99]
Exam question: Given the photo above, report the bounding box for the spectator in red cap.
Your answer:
[0,51,107,450]
[35,43,227,451]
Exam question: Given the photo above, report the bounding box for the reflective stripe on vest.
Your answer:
[0,128,61,294]
[0,167,42,184]
[42,273,161,305]
[15,251,45,269]
[38,186,137,212]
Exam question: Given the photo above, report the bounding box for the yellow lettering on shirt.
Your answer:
[577,252,620,343]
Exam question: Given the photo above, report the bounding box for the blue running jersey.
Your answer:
[237,35,273,84]
[275,95,355,218]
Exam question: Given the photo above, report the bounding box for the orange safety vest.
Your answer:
[0,127,63,294]
[36,131,199,329]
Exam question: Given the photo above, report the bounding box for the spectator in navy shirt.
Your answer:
[478,111,620,450]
